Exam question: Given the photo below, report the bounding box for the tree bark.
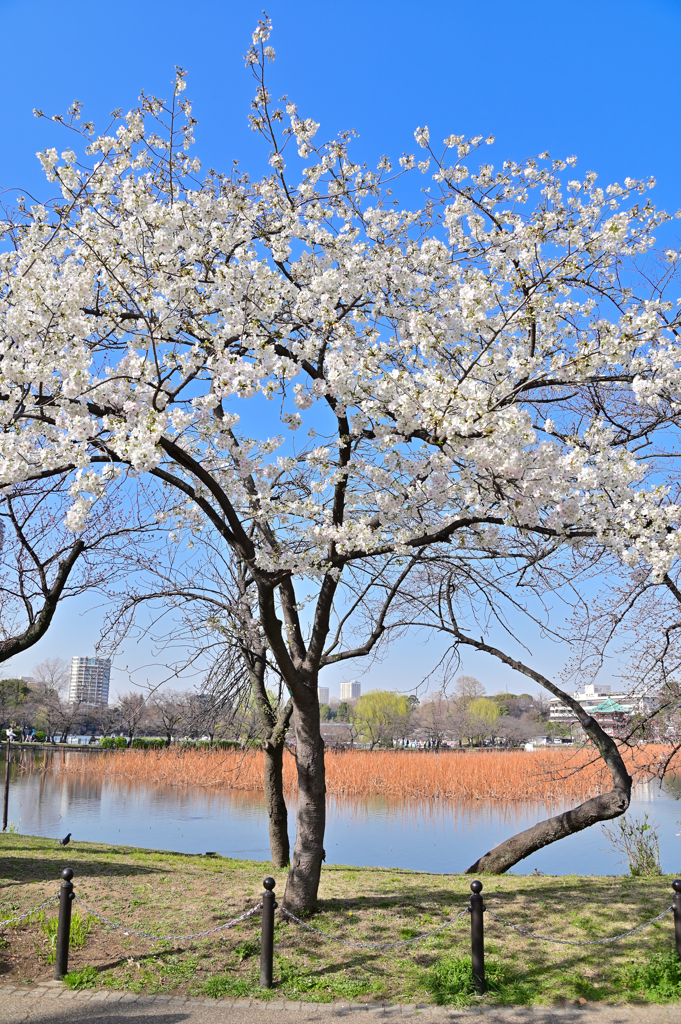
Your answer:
[263,699,293,868]
[282,687,326,914]
[264,737,290,867]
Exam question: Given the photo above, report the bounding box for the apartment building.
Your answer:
[68,657,111,706]
[340,680,361,701]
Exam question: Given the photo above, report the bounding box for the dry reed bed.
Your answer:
[33,745,679,802]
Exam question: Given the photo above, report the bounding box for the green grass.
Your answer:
[616,952,681,1002]
[0,832,679,1006]
[38,911,96,964]
[429,954,534,1007]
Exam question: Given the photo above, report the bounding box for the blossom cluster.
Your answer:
[2,33,681,586]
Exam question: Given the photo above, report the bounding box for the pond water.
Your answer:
[3,754,681,876]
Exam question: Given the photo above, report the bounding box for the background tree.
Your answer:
[117,692,148,747]
[351,690,410,749]
[149,691,188,747]
[452,677,487,710]
[102,545,295,868]
[0,678,30,732]
[29,658,75,742]
[414,691,451,746]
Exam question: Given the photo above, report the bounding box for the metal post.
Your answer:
[673,880,681,960]
[54,868,74,980]
[3,737,10,832]
[469,879,485,995]
[260,876,277,988]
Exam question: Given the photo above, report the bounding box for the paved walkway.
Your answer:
[0,984,679,1024]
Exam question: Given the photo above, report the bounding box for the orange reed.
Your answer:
[36,745,679,803]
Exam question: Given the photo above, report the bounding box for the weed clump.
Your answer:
[429,955,533,1006]
[602,814,662,876]
[39,911,95,964]
[616,952,681,1002]
[63,966,98,990]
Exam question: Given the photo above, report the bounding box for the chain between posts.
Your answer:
[486,904,674,946]
[5,870,681,991]
[279,904,470,948]
[0,894,59,928]
[72,896,263,941]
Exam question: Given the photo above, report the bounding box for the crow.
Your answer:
[59,832,71,847]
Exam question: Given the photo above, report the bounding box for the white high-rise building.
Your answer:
[68,657,111,706]
[318,687,330,705]
[340,680,361,701]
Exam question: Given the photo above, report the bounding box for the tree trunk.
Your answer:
[282,693,326,914]
[264,737,290,867]
[466,783,630,873]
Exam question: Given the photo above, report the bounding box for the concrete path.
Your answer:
[0,984,679,1024]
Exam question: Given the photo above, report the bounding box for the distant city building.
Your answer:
[68,657,111,706]
[548,683,654,738]
[318,687,330,705]
[340,680,361,701]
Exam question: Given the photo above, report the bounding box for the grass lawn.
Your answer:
[0,833,679,1006]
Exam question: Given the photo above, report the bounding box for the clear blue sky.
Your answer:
[2,0,679,696]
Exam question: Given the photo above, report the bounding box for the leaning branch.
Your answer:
[443,620,631,874]
[0,539,86,663]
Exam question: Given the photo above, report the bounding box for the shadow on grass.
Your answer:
[0,855,165,885]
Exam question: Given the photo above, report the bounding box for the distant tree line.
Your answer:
[0,657,261,747]
[319,675,564,749]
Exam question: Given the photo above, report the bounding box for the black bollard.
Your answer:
[260,877,277,988]
[673,880,681,960]
[3,736,10,832]
[469,880,485,995]
[54,868,74,980]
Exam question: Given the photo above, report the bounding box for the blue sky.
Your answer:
[2,0,679,698]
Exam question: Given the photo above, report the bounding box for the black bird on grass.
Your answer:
[58,832,71,847]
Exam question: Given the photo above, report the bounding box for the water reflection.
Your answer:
[2,753,681,875]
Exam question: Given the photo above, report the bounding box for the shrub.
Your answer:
[602,813,662,876]
[34,731,46,743]
[99,737,115,749]
[132,737,165,749]
[113,736,127,749]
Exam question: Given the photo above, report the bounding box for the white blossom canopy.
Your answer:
[2,18,681,589]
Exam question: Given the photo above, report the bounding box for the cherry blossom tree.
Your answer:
[2,18,681,906]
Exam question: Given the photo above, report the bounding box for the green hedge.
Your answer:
[99,736,243,750]
[177,738,242,750]
[100,736,127,749]
[131,737,165,749]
